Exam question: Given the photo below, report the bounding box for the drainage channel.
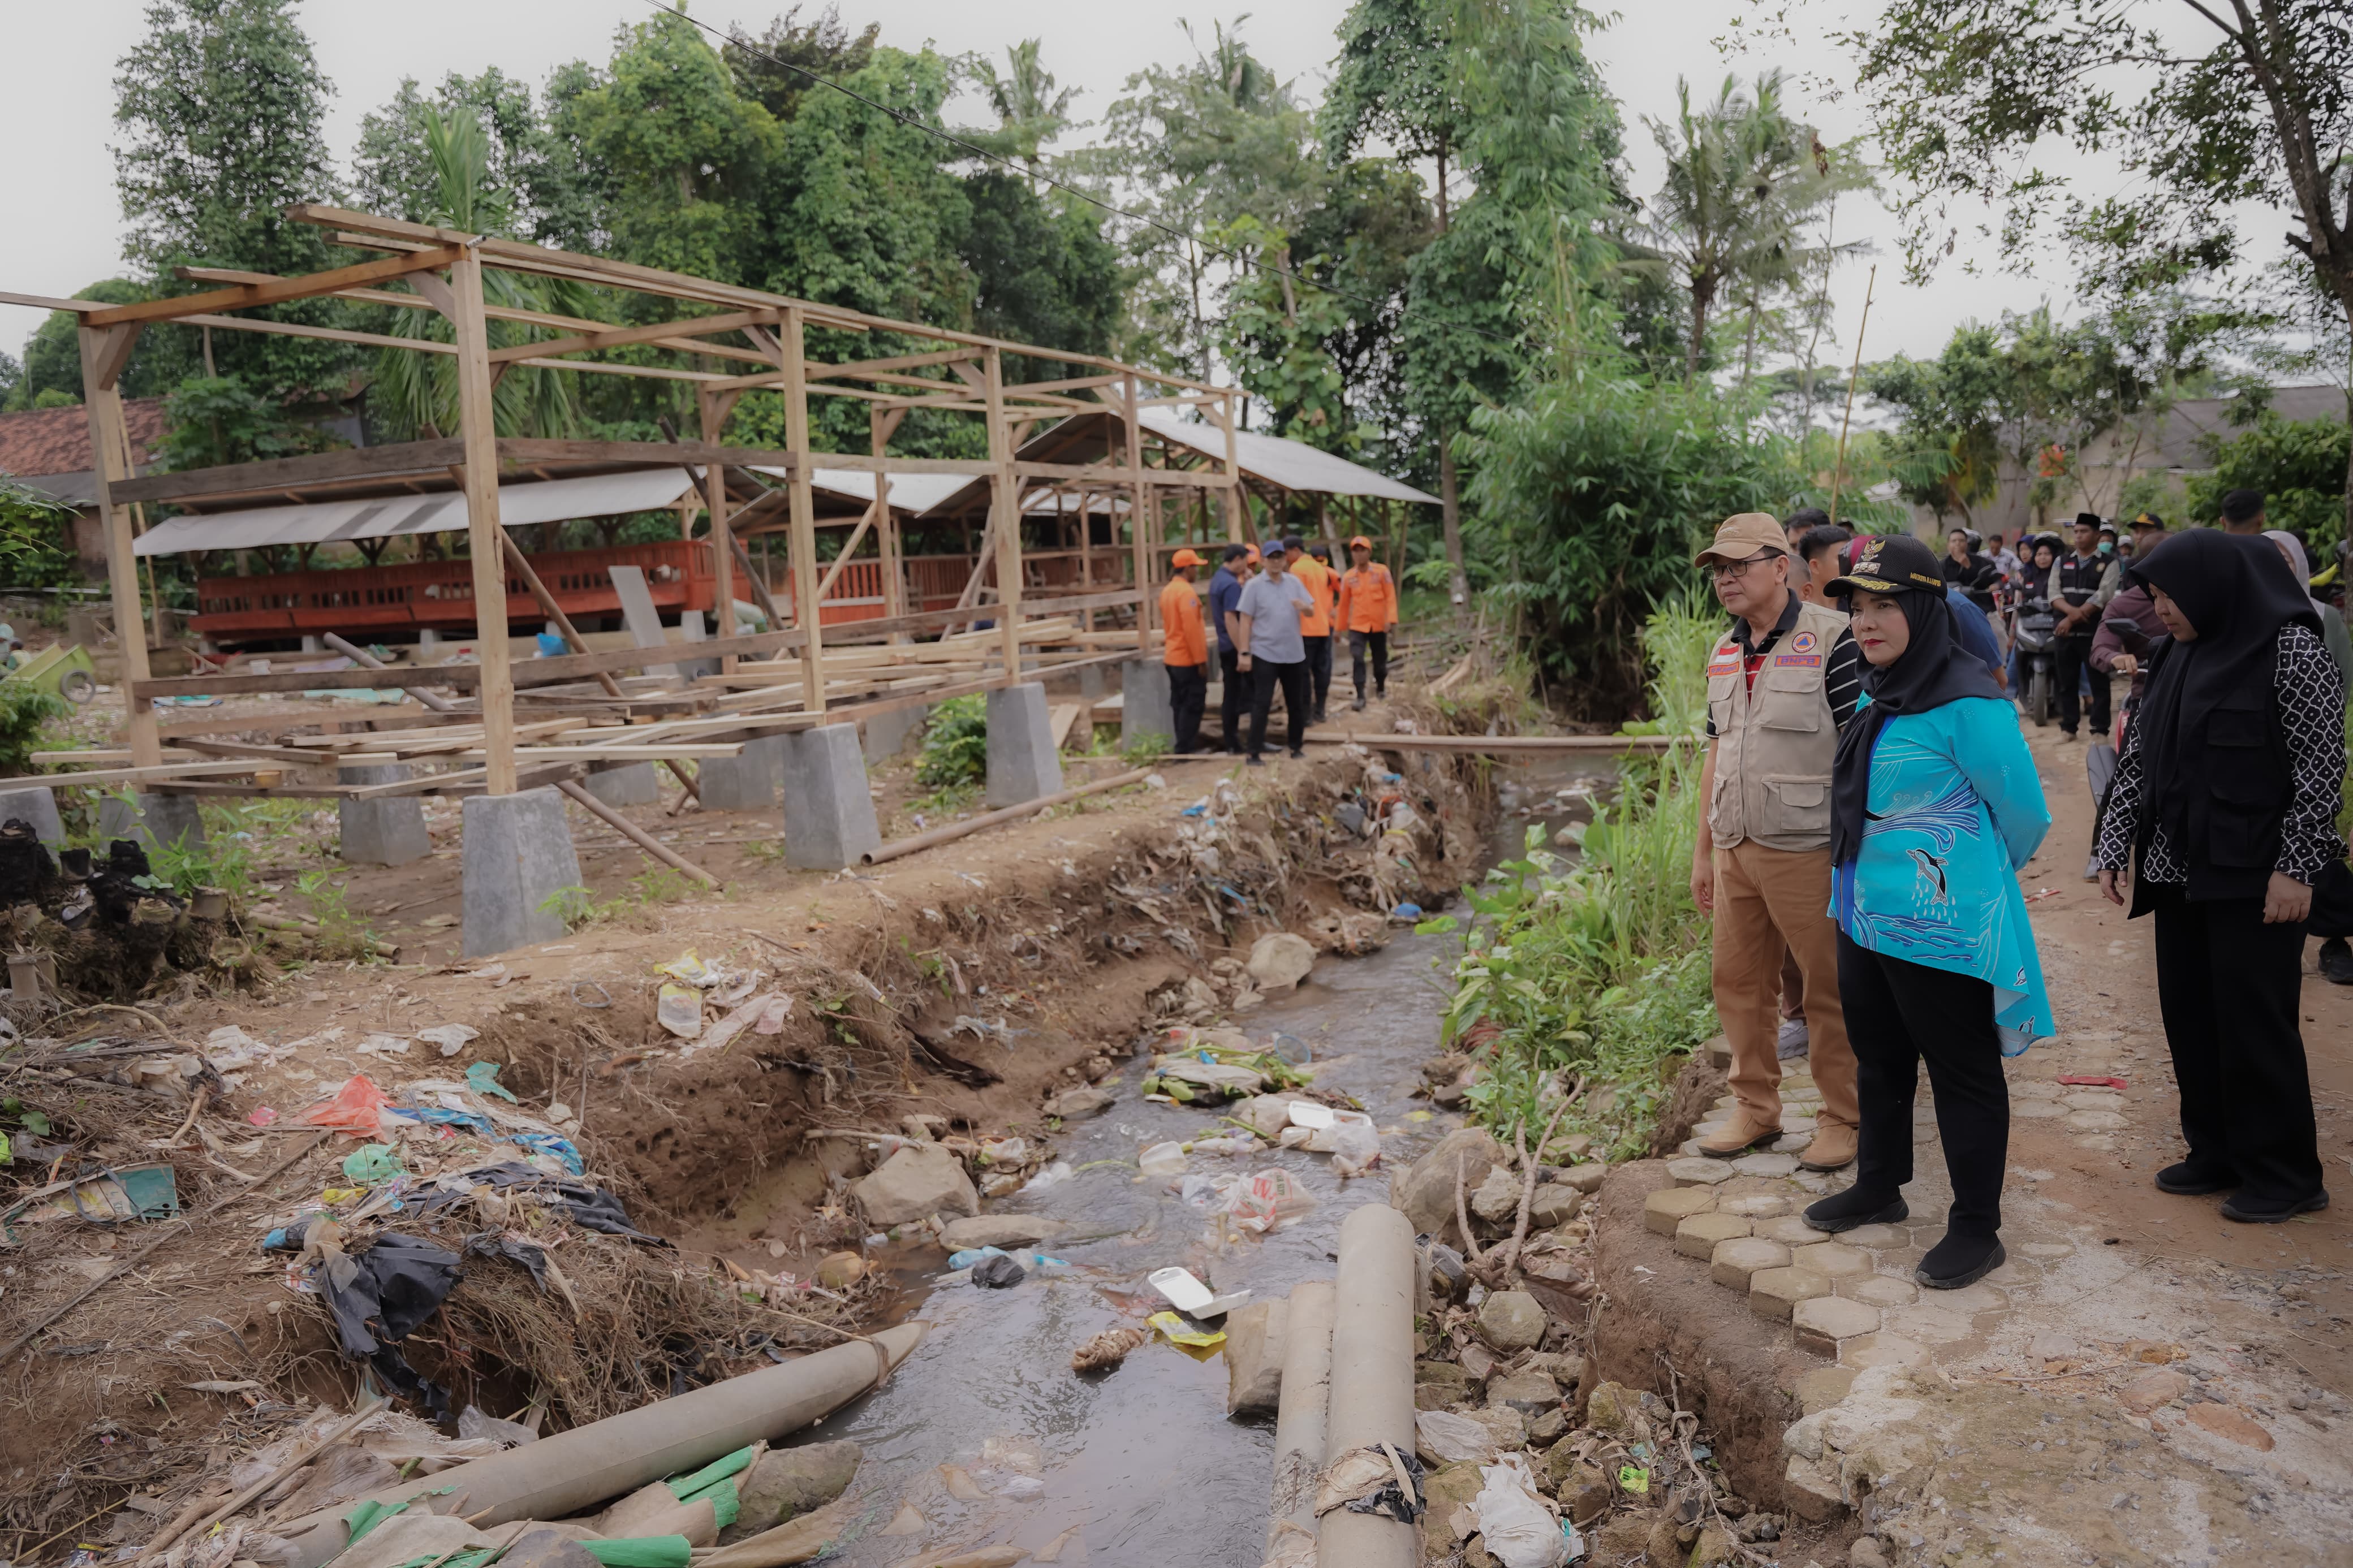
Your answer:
[773,761,1609,1567]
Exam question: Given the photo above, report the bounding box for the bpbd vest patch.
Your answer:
[1706,644,1743,677]
[1773,629,1821,668]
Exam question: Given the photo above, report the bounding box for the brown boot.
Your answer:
[1797,1122,1858,1172]
[1697,1109,1783,1158]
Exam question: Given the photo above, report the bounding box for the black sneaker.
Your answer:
[1351,696,1367,711]
[2221,1190,2329,1224]
[1917,1235,2005,1290]
[2156,1160,2239,1196]
[1246,755,1266,768]
[2321,939,2353,986]
[1802,1190,1908,1233]
[1288,749,1305,760]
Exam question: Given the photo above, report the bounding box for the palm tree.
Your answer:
[974,39,1076,184]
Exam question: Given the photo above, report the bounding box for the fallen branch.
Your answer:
[138,1394,386,1560]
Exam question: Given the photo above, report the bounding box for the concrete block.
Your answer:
[984,682,1062,807]
[1674,1213,1753,1260]
[674,610,719,680]
[460,787,582,958]
[98,793,206,858]
[1710,1237,1792,1289]
[1643,1186,1716,1236]
[778,724,880,870]
[697,741,775,813]
[861,703,926,764]
[609,566,687,679]
[1077,662,1105,700]
[1792,1297,1882,1357]
[1119,658,1174,750]
[1791,1242,1873,1278]
[337,764,430,867]
[580,761,660,808]
[1749,1267,1830,1321]
[0,786,66,848]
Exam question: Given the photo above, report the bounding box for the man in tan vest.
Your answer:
[1690,512,1861,1169]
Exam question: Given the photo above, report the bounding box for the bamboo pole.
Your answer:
[863,767,1150,865]
[1828,264,1877,530]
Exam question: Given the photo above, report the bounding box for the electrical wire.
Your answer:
[642,0,1525,353]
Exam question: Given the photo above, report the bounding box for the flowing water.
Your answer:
[762,763,1607,1567]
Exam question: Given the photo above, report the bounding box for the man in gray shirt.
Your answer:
[1235,546,1317,764]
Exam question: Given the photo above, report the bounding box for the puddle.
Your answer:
[764,759,1613,1566]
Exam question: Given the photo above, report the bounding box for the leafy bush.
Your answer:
[2184,409,2351,551]
[0,682,68,777]
[915,694,989,788]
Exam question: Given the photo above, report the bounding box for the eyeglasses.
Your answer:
[1707,552,1780,582]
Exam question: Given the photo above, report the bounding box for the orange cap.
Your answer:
[1171,548,1204,568]
[1348,535,1373,551]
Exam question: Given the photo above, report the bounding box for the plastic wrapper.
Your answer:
[1471,1455,1566,1568]
[1219,1168,1317,1233]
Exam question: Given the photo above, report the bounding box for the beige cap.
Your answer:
[1694,511,1791,567]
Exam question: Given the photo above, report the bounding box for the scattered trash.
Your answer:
[1316,1442,1423,1524]
[1147,1311,1225,1350]
[1267,1033,1312,1065]
[656,986,704,1040]
[2,1161,179,1242]
[465,1061,519,1102]
[1070,1326,1148,1375]
[301,1074,392,1136]
[2058,1075,2129,1090]
[1137,1141,1188,1178]
[357,1033,412,1057]
[1390,902,1423,921]
[1415,1409,1500,1465]
[1472,1454,1566,1567]
[248,1105,278,1126]
[1615,1465,1649,1494]
[971,1253,1028,1289]
[1148,1265,1216,1314]
[1287,1102,1336,1131]
[1019,1161,1075,1194]
[341,1144,406,1184]
[416,1024,480,1057]
[313,1232,464,1411]
[1219,1168,1317,1233]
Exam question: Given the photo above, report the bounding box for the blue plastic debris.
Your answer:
[1391,902,1423,920]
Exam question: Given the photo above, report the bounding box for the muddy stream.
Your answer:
[751,765,1600,1567]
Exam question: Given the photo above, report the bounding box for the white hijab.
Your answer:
[2264,529,2328,619]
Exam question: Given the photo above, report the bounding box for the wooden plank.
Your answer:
[447,251,518,796]
[486,305,782,365]
[77,328,162,770]
[779,453,996,477]
[985,347,1022,676]
[111,439,466,506]
[0,290,106,314]
[783,307,825,714]
[180,312,457,356]
[1015,461,1143,483]
[85,245,464,327]
[1048,703,1081,750]
[34,759,270,788]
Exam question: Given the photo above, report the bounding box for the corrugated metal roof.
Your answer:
[749,466,975,513]
[1136,408,1439,503]
[132,468,700,557]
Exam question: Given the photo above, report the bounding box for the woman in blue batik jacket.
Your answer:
[1805,534,2054,1291]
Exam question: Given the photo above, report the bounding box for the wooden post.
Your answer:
[699,388,739,673]
[447,249,518,795]
[873,405,906,628]
[783,308,824,712]
[1125,373,1151,651]
[984,346,1022,676]
[1218,389,1244,544]
[75,323,161,769]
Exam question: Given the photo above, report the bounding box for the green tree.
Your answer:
[1213,215,1357,452]
[972,40,1079,180]
[112,0,350,399]
[1831,0,2353,534]
[352,68,561,230]
[2186,411,2353,550]
[964,173,1121,368]
[6,282,181,409]
[723,6,878,126]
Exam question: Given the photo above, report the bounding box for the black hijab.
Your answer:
[1830,589,2005,864]
[2125,529,2317,857]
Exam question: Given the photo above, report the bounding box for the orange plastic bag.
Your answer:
[300,1074,390,1136]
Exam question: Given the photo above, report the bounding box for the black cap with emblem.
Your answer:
[1824,533,1947,599]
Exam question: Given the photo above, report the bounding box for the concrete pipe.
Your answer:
[1317,1203,1417,1568]
[279,1323,928,1568]
[1268,1279,1334,1548]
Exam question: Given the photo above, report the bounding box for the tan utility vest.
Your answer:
[1705,598,1846,852]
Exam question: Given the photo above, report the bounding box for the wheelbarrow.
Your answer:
[6,643,100,705]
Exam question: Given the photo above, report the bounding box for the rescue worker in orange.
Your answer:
[1160,549,1210,753]
[1337,535,1399,710]
[1289,538,1337,724]
[1690,512,1863,1172]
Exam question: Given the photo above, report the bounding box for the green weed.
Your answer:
[915,696,988,788]
[295,868,379,960]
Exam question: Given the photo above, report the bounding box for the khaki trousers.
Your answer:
[1711,839,1857,1131]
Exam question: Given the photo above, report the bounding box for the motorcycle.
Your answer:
[2010,595,2059,725]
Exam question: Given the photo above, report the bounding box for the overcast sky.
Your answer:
[0,0,2199,387]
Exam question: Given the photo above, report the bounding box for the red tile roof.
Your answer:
[0,398,167,478]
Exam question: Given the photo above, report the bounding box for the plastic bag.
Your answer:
[1330,1117,1382,1177]
[1020,1161,1074,1194]
[301,1074,390,1137]
[1138,1141,1188,1177]
[1415,1409,1498,1466]
[341,1143,405,1183]
[656,984,703,1039]
[1220,1168,1317,1233]
[1471,1455,1565,1568]
[972,1253,1028,1289]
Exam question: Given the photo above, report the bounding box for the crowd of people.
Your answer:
[1156,534,1400,762]
[1693,496,2343,1293]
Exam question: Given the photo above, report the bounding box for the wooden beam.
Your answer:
[179,312,459,356]
[497,535,626,699]
[85,245,464,327]
[93,325,144,392]
[985,347,1023,676]
[447,250,518,796]
[875,405,907,626]
[486,306,782,365]
[1124,373,1152,653]
[110,438,465,506]
[76,326,161,770]
[0,290,106,313]
[783,306,825,713]
[699,389,739,675]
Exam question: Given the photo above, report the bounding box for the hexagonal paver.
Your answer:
[2011,1080,2061,1100]
[1755,1215,1829,1245]
[1839,1331,1927,1371]
[1793,1365,1857,1414]
[2061,1090,2124,1112]
[1932,1281,2007,1314]
[1710,1237,1793,1289]
[2018,1241,2074,1260]
[1667,1157,1735,1187]
[1841,1274,1917,1308]
[2072,1133,2117,1151]
[1721,1194,1790,1219]
[1792,1295,1882,1354]
[1644,1186,1717,1236]
[1731,1151,1800,1178]
[1884,1303,1975,1345]
[2012,1099,2067,1118]
[1749,1266,1830,1320]
[2065,1110,2128,1131]
[1782,1072,1817,1092]
[1675,1212,1755,1259]
[1790,1241,1872,1278]
[1837,1223,1907,1249]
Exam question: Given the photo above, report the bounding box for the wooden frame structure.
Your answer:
[18,205,1254,802]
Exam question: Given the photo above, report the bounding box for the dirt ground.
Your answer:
[0,679,1507,1550]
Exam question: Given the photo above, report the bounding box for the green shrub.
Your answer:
[915,695,989,788]
[0,682,68,777]
[2184,409,2351,551]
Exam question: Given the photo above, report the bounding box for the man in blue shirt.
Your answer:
[1206,543,1253,755]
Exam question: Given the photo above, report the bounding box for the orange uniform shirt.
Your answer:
[1160,577,1208,666]
[1337,563,1398,633]
[1291,556,1334,637]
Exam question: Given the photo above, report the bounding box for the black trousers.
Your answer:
[2055,634,2109,737]
[1249,658,1310,757]
[1838,932,2011,1241]
[1349,629,1389,696]
[1166,662,1206,754]
[2307,858,2353,940]
[1218,647,1244,752]
[2147,885,2325,1202]
[1303,635,1332,715]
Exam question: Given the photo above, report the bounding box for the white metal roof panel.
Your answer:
[131,468,702,557]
